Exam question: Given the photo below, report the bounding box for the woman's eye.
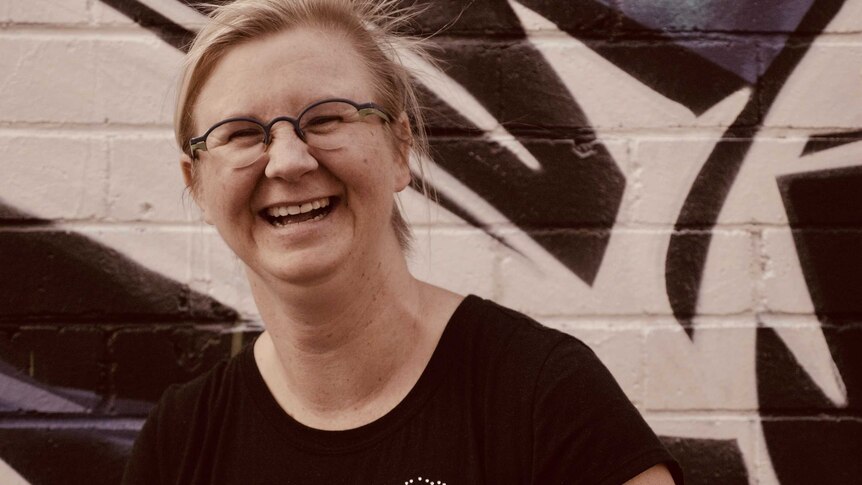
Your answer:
[227,129,262,141]
[305,116,342,129]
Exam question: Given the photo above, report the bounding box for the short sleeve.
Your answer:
[530,338,683,485]
[121,398,166,485]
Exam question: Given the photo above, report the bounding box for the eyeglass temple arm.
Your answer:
[190,139,208,158]
[357,106,391,122]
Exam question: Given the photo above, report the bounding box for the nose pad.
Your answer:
[263,123,319,180]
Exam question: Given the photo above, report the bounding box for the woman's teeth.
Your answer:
[263,197,332,227]
[265,196,330,218]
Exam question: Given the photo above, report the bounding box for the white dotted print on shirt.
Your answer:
[402,477,445,485]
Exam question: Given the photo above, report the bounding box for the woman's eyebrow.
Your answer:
[211,95,345,121]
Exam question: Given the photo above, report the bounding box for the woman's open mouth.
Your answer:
[260,196,338,227]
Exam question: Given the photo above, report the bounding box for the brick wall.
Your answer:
[1,1,860,484]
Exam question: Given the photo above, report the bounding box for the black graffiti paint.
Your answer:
[757,326,862,485]
[515,0,752,115]
[801,129,862,156]
[758,166,862,484]
[0,200,239,400]
[3,0,854,482]
[0,425,138,485]
[99,0,194,51]
[0,201,244,479]
[421,86,624,283]
[664,0,848,337]
[656,0,854,480]
[409,0,627,285]
[776,166,862,403]
[661,437,748,485]
[0,224,236,324]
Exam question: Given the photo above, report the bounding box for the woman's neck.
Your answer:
[246,243,455,430]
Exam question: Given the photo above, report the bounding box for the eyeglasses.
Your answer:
[189,98,392,167]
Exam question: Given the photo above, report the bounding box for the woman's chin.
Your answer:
[245,200,353,286]
[253,248,346,288]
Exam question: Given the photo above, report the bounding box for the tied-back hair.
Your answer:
[176,0,437,251]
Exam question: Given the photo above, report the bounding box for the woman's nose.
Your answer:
[262,124,319,181]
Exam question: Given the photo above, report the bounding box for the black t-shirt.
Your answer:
[123,295,683,484]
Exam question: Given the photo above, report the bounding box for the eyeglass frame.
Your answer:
[188,97,393,160]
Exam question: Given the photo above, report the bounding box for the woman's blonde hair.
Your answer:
[175,0,434,250]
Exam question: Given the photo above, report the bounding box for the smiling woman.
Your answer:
[121,1,682,484]
[182,25,412,287]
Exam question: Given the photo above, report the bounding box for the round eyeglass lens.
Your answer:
[207,120,267,167]
[299,101,364,150]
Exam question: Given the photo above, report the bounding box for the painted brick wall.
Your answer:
[1,1,860,484]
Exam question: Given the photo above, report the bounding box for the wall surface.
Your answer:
[1,0,860,484]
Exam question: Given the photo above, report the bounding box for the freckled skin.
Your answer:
[182,24,466,438]
[187,27,411,288]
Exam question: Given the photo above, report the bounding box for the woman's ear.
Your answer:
[180,153,195,189]
[180,154,212,224]
[391,112,413,192]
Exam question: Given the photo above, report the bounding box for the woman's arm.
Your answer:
[624,464,676,485]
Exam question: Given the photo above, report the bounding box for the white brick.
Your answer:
[760,314,847,407]
[92,0,208,28]
[733,140,862,227]
[398,186,470,228]
[631,137,724,225]
[719,138,806,225]
[407,227,496,298]
[80,224,192,285]
[508,37,749,130]
[0,36,98,123]
[645,415,760,481]
[0,33,192,222]
[0,34,183,124]
[760,228,815,313]
[95,37,183,125]
[496,229,657,316]
[496,229,754,316]
[696,229,757,315]
[764,42,862,129]
[80,224,261,320]
[607,139,638,225]
[2,0,89,24]
[644,323,758,411]
[107,133,188,222]
[193,229,259,320]
[405,139,632,227]
[90,0,140,25]
[0,457,28,485]
[633,137,800,226]
[99,0,209,30]
[633,137,860,227]
[548,323,644,406]
[825,0,862,33]
[0,132,108,219]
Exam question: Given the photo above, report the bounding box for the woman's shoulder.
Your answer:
[444,295,610,401]
[123,342,253,484]
[150,340,253,427]
[453,294,594,362]
[453,296,682,484]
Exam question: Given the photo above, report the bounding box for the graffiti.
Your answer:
[0,200,245,484]
[0,0,860,483]
[763,164,862,484]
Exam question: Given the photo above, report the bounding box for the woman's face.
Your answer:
[187,27,411,287]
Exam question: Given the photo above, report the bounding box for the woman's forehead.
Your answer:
[195,27,375,123]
